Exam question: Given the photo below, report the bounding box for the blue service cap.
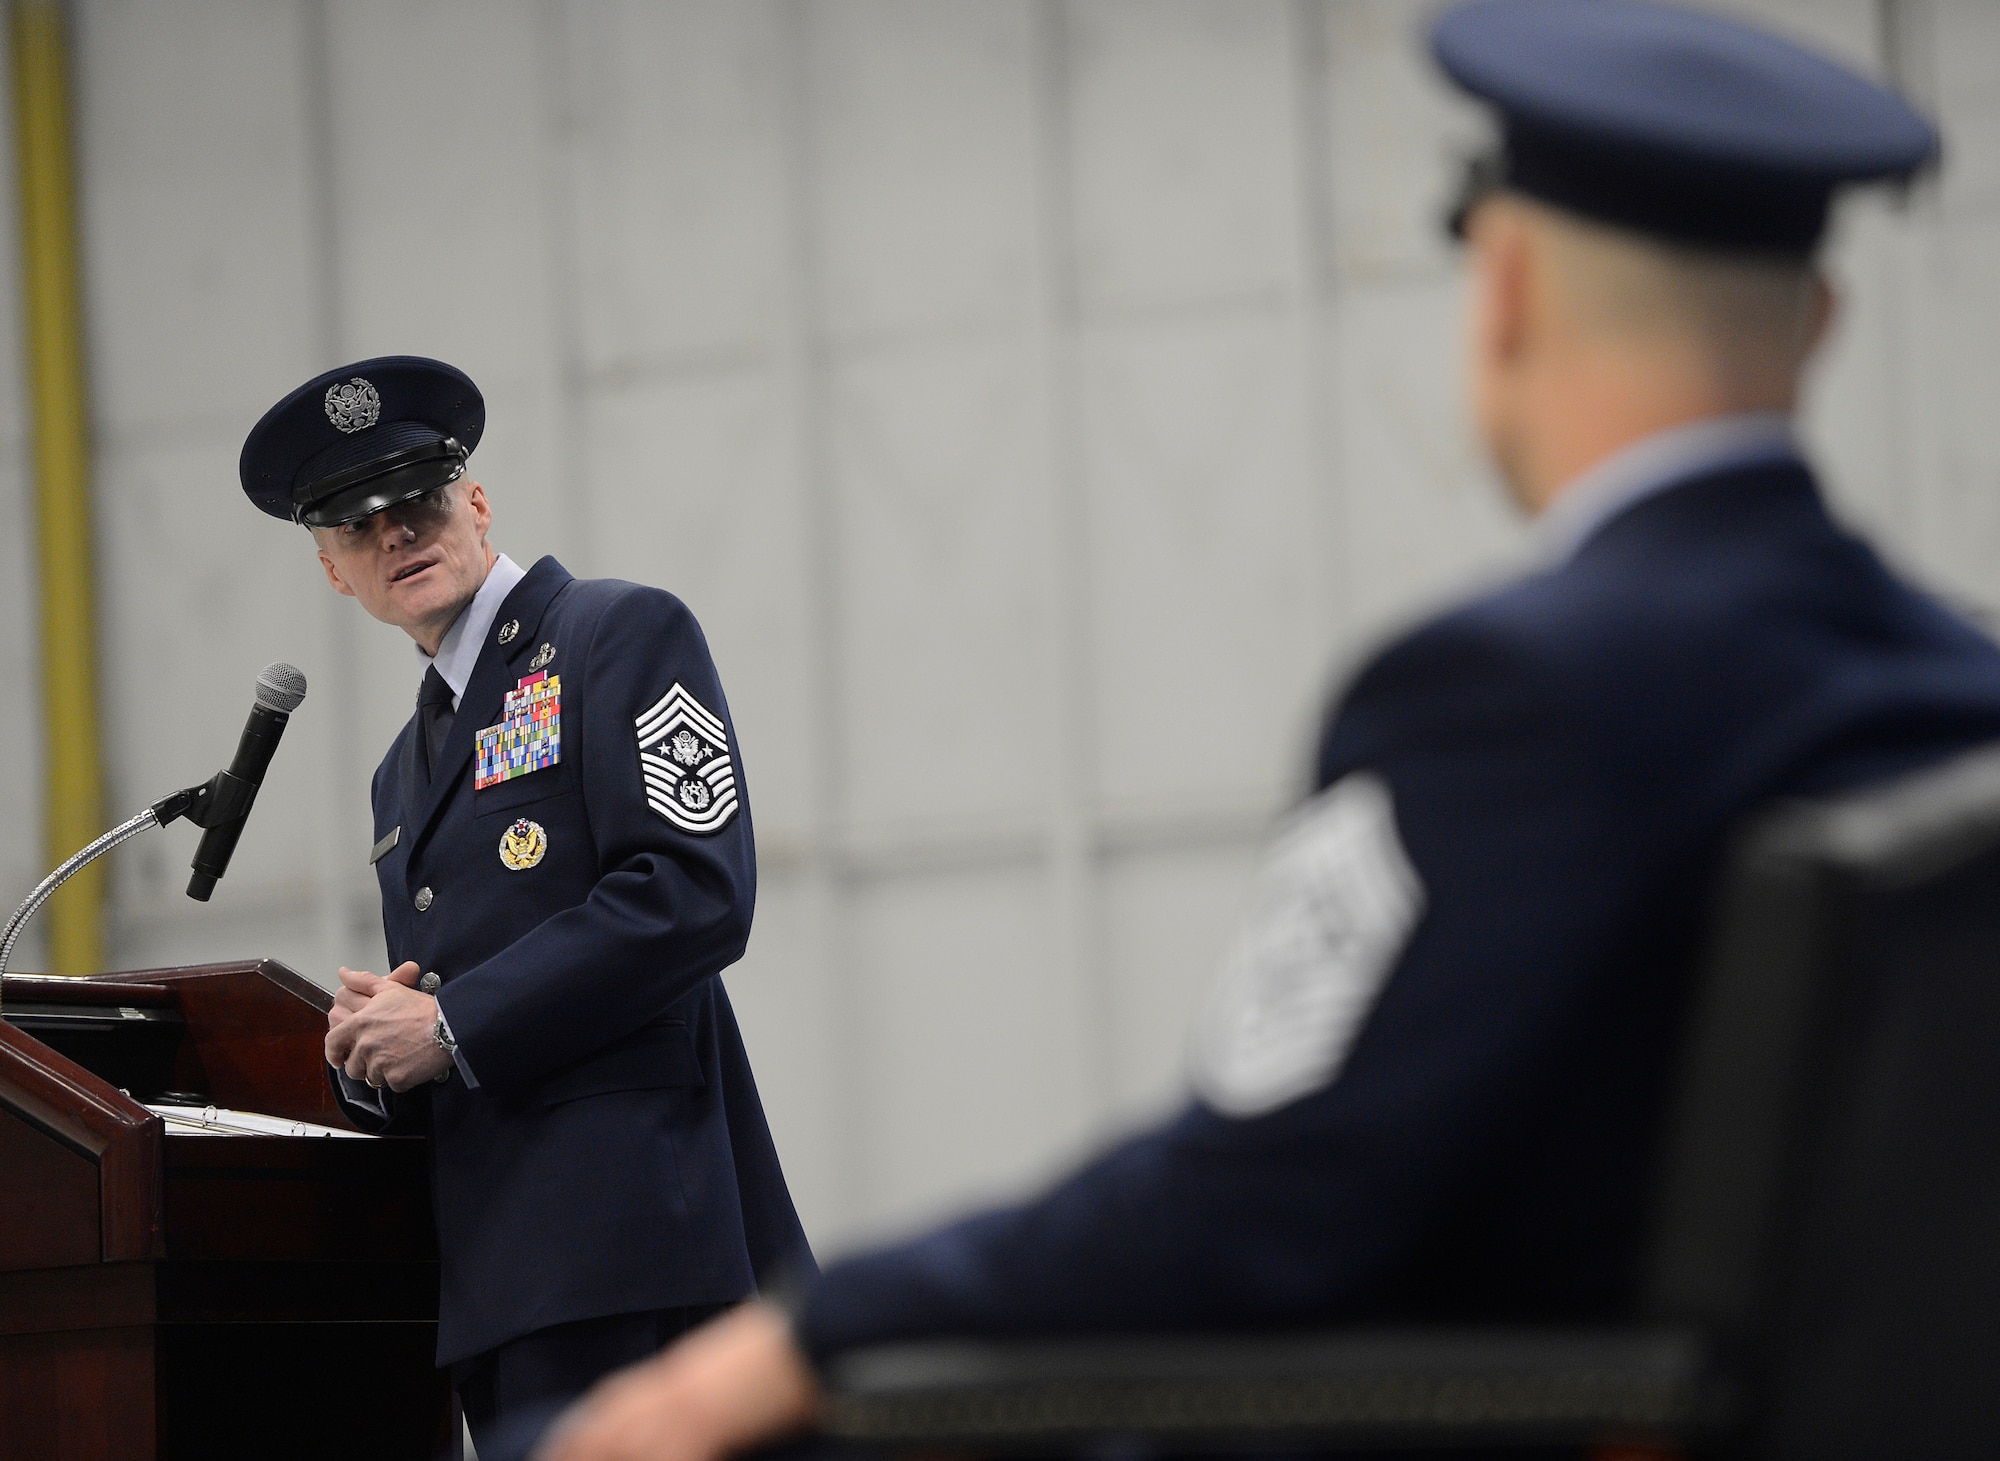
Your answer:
[1432,0,1939,254]
[240,356,485,527]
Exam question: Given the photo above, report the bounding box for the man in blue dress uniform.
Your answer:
[542,4,2000,1458]
[238,356,813,1453]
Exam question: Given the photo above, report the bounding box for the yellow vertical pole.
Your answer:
[10,0,101,976]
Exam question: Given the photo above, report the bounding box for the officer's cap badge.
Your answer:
[635,683,737,835]
[499,818,547,871]
[324,377,380,434]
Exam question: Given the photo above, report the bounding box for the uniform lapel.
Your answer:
[408,556,575,849]
[397,712,425,822]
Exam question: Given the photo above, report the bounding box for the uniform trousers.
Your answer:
[453,1304,727,1461]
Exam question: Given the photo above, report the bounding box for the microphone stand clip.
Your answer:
[0,775,239,991]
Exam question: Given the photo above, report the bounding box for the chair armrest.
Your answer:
[822,1325,1725,1454]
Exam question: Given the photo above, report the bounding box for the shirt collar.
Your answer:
[417,552,525,709]
[1535,411,1802,565]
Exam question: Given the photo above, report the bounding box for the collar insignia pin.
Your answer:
[497,619,519,645]
[529,642,555,671]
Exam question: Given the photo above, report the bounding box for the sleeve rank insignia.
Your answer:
[635,684,738,835]
[475,672,561,790]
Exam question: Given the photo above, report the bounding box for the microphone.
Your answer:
[185,662,308,902]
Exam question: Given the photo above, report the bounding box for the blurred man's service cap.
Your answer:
[241,355,485,528]
[1432,0,1939,254]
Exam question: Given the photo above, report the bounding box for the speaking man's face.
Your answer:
[313,477,497,652]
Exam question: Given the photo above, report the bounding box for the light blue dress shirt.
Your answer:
[337,552,524,1110]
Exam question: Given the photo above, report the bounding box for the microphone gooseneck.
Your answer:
[0,662,310,991]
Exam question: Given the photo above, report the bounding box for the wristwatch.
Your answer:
[431,1006,456,1084]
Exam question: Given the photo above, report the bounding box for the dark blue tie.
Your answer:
[418,666,455,783]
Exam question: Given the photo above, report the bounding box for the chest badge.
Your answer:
[529,641,555,671]
[475,672,561,789]
[497,619,519,645]
[499,818,547,871]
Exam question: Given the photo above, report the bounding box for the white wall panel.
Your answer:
[564,0,785,373]
[808,0,1038,343]
[830,339,1056,833]
[92,429,342,974]
[1100,841,1258,1124]
[1934,2,2000,218]
[1335,279,1523,645]
[322,0,570,560]
[1798,197,1913,544]
[719,866,847,1245]
[1907,218,2000,609]
[849,863,1090,1232]
[74,0,317,439]
[1322,0,1485,286]
[1067,0,1302,315]
[1082,313,1326,816]
[0,461,40,971]
[583,368,813,846]
[1725,0,1881,74]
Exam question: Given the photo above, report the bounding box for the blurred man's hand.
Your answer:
[539,1302,823,1461]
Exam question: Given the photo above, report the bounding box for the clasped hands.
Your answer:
[324,960,453,1091]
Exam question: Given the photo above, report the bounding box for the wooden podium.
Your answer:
[0,960,455,1460]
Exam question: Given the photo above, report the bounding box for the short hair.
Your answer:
[1522,194,1824,363]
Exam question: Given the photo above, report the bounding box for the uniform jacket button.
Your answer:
[414,886,434,912]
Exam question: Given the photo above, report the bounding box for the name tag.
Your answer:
[368,826,400,864]
[476,673,562,790]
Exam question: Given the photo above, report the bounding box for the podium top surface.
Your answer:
[0,960,429,1271]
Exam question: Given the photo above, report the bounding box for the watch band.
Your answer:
[431,992,455,1083]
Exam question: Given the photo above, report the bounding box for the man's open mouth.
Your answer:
[391,559,435,584]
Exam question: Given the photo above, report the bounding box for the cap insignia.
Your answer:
[324,377,381,434]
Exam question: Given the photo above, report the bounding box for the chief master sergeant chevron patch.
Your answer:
[636,683,739,834]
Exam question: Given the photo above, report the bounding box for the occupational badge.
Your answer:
[635,683,738,835]
[498,818,547,871]
[496,619,519,645]
[324,377,380,433]
[530,641,555,671]
[475,673,560,789]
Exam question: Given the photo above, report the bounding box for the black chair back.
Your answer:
[1645,744,2000,1458]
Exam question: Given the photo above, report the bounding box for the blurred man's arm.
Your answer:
[540,1303,822,1461]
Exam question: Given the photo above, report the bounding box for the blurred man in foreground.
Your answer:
[545,3,2000,1457]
